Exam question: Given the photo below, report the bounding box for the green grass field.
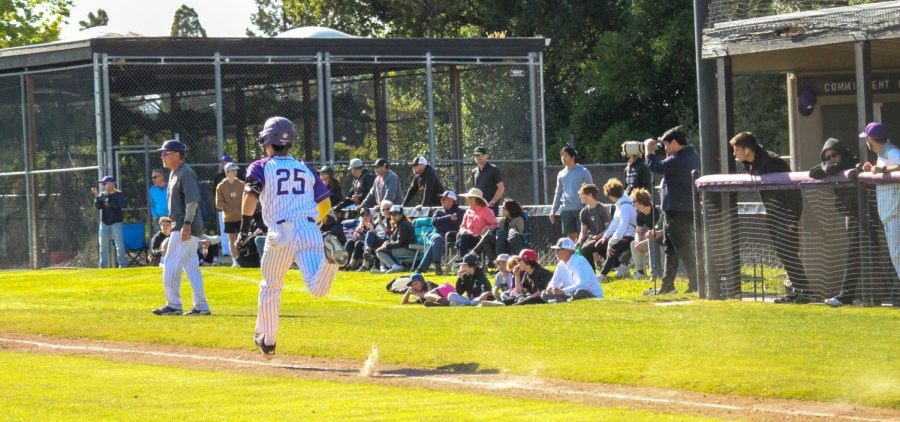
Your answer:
[0,351,713,421]
[0,267,898,412]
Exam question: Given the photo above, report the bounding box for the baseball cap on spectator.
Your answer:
[440,190,457,202]
[463,254,481,266]
[347,158,364,170]
[389,204,403,214]
[157,139,186,153]
[495,253,510,263]
[859,122,887,141]
[221,154,234,163]
[224,163,239,172]
[98,175,116,184]
[517,249,538,262]
[550,237,577,251]
[407,272,425,286]
[410,157,428,166]
[374,158,389,168]
[320,166,335,176]
[472,146,488,156]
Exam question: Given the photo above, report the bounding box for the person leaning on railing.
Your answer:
[859,122,900,286]
[643,127,701,295]
[730,131,810,304]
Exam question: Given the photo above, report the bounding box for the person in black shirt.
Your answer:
[505,249,552,305]
[731,132,809,304]
[622,141,653,195]
[374,205,415,274]
[92,175,127,268]
[446,255,492,306]
[630,188,664,280]
[318,166,344,208]
[576,183,611,272]
[404,156,445,208]
[335,158,376,211]
[471,146,505,214]
[149,217,173,266]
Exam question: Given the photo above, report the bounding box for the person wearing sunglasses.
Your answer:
[149,169,168,233]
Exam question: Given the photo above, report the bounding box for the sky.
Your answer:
[60,0,259,39]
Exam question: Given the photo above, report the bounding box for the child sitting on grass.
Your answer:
[446,254,492,306]
[476,253,513,303]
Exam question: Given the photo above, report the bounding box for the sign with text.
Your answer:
[799,73,900,96]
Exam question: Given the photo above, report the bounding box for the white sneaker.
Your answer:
[386,264,404,274]
[231,261,240,268]
[632,271,646,279]
[615,265,629,278]
[824,297,844,307]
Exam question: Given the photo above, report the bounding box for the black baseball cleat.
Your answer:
[254,333,276,358]
[183,308,211,316]
[152,305,183,316]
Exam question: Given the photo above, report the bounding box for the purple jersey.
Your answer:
[246,156,330,226]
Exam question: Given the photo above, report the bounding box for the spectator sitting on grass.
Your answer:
[148,217,172,266]
[505,249,553,306]
[401,273,438,305]
[541,238,604,303]
[481,254,521,306]
[446,255,492,306]
[373,205,415,274]
[596,178,637,282]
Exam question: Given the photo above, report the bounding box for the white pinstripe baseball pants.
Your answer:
[256,219,338,346]
[162,232,209,311]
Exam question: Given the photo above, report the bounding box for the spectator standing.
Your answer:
[730,132,809,303]
[148,217,172,266]
[623,142,653,195]
[550,146,593,241]
[361,158,403,208]
[644,127,701,295]
[213,154,245,188]
[149,169,169,233]
[215,162,245,267]
[415,190,463,275]
[542,237,604,302]
[595,179,638,282]
[859,122,900,284]
[471,146,505,213]
[576,183,611,272]
[808,138,860,307]
[92,175,126,268]
[318,166,344,207]
[404,156,445,208]
[335,158,376,211]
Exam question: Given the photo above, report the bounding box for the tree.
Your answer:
[171,5,207,37]
[78,8,108,29]
[0,0,72,48]
[248,0,385,37]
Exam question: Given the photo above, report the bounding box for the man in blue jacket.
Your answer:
[415,190,463,275]
[644,127,701,295]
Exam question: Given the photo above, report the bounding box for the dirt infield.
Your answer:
[1,333,896,421]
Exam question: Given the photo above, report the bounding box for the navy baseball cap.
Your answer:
[374,158,389,168]
[258,116,295,146]
[463,254,481,266]
[98,175,116,184]
[157,140,186,153]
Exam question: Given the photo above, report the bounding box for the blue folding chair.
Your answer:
[123,222,148,267]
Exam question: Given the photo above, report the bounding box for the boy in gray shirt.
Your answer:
[550,146,594,241]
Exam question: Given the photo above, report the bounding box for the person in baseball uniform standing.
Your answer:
[152,140,211,316]
[238,116,341,358]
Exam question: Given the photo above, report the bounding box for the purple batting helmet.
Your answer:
[258,116,295,147]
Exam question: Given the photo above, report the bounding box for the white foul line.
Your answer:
[0,337,894,422]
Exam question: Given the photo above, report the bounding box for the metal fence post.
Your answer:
[426,52,436,165]
[102,54,113,177]
[20,75,35,269]
[214,52,224,162]
[692,170,708,299]
[324,52,335,165]
[144,135,151,229]
[528,53,540,204]
[93,54,104,183]
[316,53,327,167]
[539,51,549,204]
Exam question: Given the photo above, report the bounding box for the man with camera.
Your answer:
[643,127,700,295]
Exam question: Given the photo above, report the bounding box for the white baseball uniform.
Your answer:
[246,155,338,347]
[163,162,209,312]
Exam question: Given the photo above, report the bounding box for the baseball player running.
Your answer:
[152,140,211,316]
[238,117,341,358]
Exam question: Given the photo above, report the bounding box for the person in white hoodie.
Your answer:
[596,178,637,281]
[541,237,604,302]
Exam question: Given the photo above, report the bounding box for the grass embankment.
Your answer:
[0,268,897,408]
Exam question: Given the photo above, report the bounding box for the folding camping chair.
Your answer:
[123,222,148,267]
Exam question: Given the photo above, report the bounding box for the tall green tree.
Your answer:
[0,0,72,48]
[78,8,108,29]
[171,5,207,37]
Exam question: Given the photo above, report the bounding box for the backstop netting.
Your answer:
[697,170,899,305]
